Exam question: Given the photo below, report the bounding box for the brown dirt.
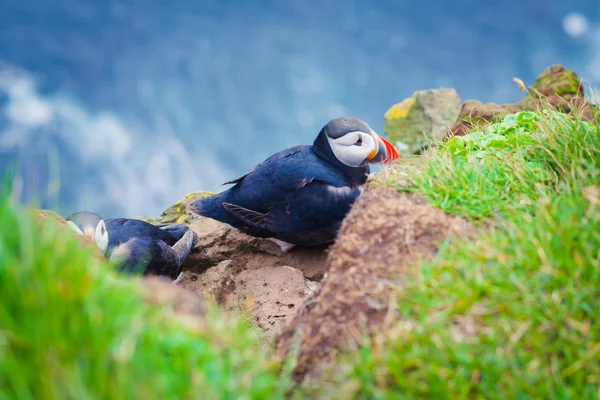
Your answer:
[271,187,476,382]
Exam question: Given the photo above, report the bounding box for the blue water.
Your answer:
[1,0,599,218]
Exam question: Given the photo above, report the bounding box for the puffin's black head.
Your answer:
[65,211,109,255]
[313,117,398,168]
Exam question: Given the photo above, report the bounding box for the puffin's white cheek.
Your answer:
[329,139,368,167]
[327,135,375,167]
[94,223,109,255]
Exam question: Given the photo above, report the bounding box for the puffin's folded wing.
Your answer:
[265,180,361,233]
[222,202,268,230]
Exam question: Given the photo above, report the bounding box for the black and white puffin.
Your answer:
[188,116,398,248]
[65,212,197,280]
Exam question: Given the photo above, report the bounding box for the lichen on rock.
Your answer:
[145,191,218,225]
[528,64,582,98]
[384,88,462,155]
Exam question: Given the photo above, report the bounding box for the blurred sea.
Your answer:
[0,0,599,218]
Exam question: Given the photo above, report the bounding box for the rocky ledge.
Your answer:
[141,191,329,338]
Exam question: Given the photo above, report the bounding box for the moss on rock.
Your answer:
[142,191,218,225]
[384,88,461,155]
[528,64,582,98]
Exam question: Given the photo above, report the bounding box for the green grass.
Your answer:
[327,108,600,398]
[409,110,599,220]
[0,191,285,400]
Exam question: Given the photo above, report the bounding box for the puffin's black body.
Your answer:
[105,219,195,278]
[189,117,397,246]
[104,218,188,251]
[112,231,196,279]
[65,211,197,280]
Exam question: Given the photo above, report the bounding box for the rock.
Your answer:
[271,188,475,382]
[178,263,321,337]
[182,210,329,281]
[384,88,462,154]
[446,65,598,140]
[235,266,320,336]
[527,64,582,99]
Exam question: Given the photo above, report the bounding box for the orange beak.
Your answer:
[366,132,399,164]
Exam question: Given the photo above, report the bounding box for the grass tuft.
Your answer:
[0,191,284,400]
[409,109,600,220]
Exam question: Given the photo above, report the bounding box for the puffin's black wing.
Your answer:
[265,180,361,233]
[222,202,268,230]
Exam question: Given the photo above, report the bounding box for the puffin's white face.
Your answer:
[321,117,398,167]
[94,220,109,255]
[327,130,378,167]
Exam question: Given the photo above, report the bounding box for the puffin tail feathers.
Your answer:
[189,193,249,229]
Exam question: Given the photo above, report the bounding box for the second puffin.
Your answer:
[189,117,398,247]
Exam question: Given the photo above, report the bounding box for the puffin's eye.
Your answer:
[354,137,363,146]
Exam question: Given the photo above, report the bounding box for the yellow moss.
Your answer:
[384,96,416,120]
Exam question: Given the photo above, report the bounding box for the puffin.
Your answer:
[65,212,197,280]
[30,209,105,261]
[188,116,398,247]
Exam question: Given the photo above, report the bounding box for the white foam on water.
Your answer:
[0,63,229,218]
